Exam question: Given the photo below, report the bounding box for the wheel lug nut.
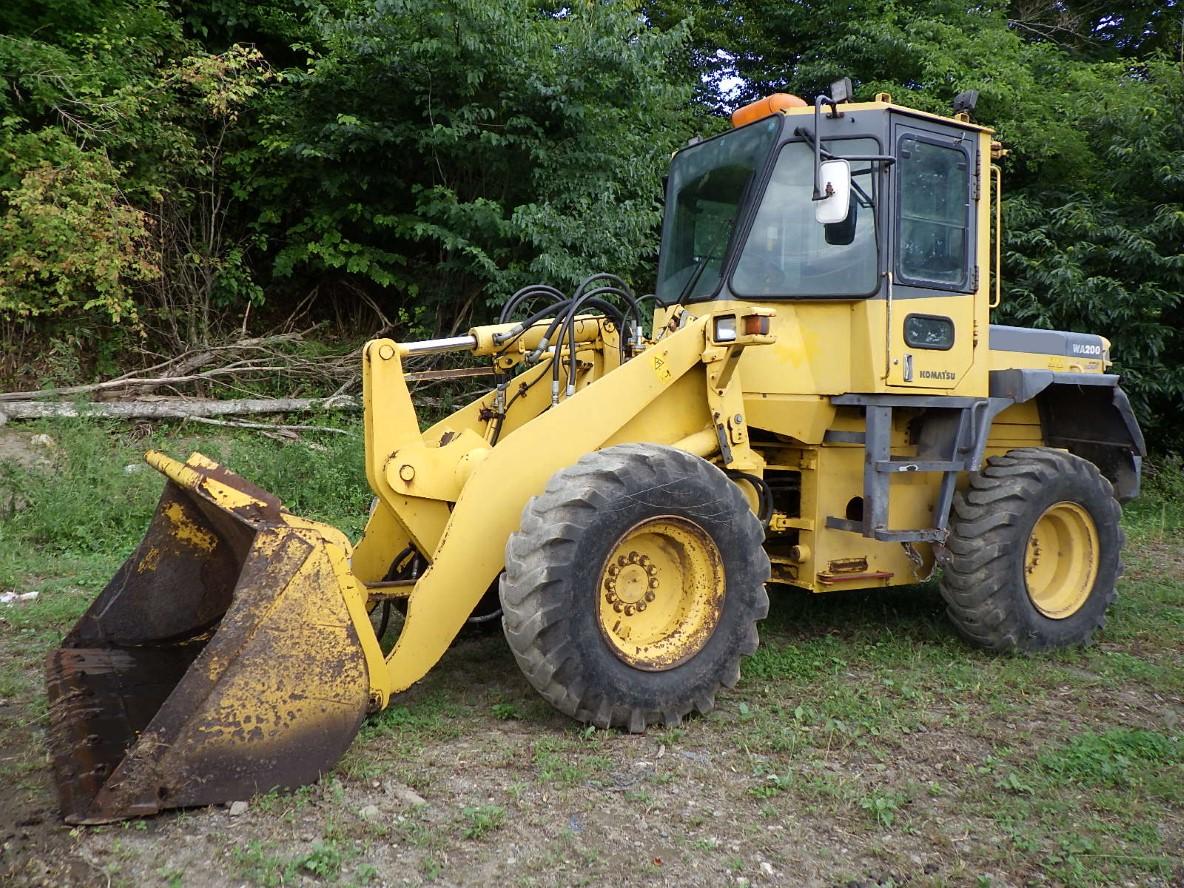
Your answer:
[636,602,647,612]
[624,604,635,616]
[648,578,658,589]
[612,601,623,613]
[644,590,656,602]
[617,556,628,567]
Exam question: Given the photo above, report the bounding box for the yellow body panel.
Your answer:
[988,348,1107,375]
[373,312,774,693]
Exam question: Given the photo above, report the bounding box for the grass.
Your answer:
[460,804,506,839]
[232,838,351,887]
[0,420,1180,886]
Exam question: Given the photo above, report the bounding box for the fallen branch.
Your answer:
[0,333,308,402]
[0,396,358,421]
[405,366,496,382]
[183,417,357,435]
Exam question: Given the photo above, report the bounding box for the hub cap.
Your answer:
[1024,501,1099,619]
[596,516,725,671]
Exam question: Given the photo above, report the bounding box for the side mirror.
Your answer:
[814,159,852,225]
[824,196,858,245]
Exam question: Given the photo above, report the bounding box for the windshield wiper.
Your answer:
[674,250,713,306]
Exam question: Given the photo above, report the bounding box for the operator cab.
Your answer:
[656,85,984,309]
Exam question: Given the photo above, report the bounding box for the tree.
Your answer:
[0,3,274,358]
[246,0,696,333]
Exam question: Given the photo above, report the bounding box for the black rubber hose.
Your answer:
[382,545,416,582]
[499,284,568,325]
[375,600,392,645]
[552,292,633,397]
[564,285,640,392]
[489,297,625,444]
[496,298,574,349]
[726,469,775,530]
[572,275,644,331]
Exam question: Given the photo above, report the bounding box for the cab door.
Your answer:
[886,119,978,389]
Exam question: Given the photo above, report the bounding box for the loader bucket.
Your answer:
[45,452,375,824]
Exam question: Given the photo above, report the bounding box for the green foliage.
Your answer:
[231,837,347,886]
[858,787,904,827]
[1039,728,1181,787]
[491,701,523,720]
[460,804,506,839]
[0,139,156,325]
[1000,58,1184,442]
[294,840,346,878]
[249,0,695,328]
[0,6,275,355]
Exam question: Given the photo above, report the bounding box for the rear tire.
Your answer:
[500,444,770,731]
[939,447,1123,652]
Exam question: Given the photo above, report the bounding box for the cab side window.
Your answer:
[896,136,971,290]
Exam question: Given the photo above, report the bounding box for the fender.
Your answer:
[989,369,1145,501]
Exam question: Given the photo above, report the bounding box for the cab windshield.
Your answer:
[655,117,780,304]
[732,138,880,298]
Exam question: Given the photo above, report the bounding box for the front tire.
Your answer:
[499,444,770,731]
[939,447,1123,652]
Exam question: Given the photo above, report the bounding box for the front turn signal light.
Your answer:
[742,314,771,336]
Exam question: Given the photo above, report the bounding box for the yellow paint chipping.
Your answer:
[162,501,218,552]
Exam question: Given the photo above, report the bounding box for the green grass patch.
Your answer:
[460,804,505,839]
[742,634,848,681]
[532,734,611,785]
[0,417,370,575]
[1123,455,1184,534]
[1039,728,1181,788]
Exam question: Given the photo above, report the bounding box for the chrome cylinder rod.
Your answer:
[400,335,478,356]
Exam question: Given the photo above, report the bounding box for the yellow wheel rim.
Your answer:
[596,516,725,671]
[1024,501,1099,620]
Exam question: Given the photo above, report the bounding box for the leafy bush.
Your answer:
[0,138,156,326]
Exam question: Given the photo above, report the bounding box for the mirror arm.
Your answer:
[798,118,896,203]
[811,97,828,201]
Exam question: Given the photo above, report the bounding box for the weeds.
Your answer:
[490,701,521,720]
[460,804,505,839]
[859,788,905,827]
[1039,728,1181,788]
[232,837,349,886]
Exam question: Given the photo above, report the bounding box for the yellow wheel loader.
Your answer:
[46,85,1145,823]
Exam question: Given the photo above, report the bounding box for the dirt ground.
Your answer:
[3,579,1182,887]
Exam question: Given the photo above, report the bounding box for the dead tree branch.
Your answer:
[0,396,358,421]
